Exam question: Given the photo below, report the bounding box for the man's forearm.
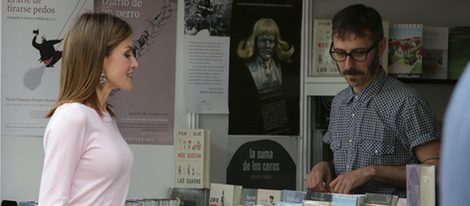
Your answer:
[368,165,407,189]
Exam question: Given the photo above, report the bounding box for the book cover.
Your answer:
[311,19,338,77]
[406,164,435,206]
[209,183,241,206]
[331,193,366,206]
[304,191,332,202]
[448,26,470,80]
[281,190,306,203]
[303,200,331,206]
[175,129,211,188]
[396,198,407,206]
[364,193,393,206]
[421,26,449,79]
[256,189,282,206]
[233,185,243,206]
[18,202,38,206]
[169,187,209,206]
[240,188,258,206]
[276,202,304,206]
[388,24,424,76]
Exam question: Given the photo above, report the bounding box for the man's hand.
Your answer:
[329,166,374,194]
[306,161,334,192]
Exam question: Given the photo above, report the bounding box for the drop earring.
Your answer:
[99,71,107,85]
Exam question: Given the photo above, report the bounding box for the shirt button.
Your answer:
[355,96,358,100]
[374,150,379,154]
[351,113,355,117]
[349,139,353,143]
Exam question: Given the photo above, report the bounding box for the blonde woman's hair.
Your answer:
[46,12,133,118]
[237,18,294,63]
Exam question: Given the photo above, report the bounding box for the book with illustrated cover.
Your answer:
[169,187,209,206]
[388,24,424,76]
[364,193,398,206]
[448,26,470,80]
[240,188,258,206]
[281,190,306,203]
[256,188,282,206]
[209,183,242,206]
[406,164,435,206]
[175,129,211,188]
[421,26,449,79]
[305,191,332,202]
[311,19,389,77]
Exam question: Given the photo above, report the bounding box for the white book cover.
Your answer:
[422,26,449,79]
[256,189,282,206]
[209,183,238,206]
[406,164,435,206]
[1,0,93,136]
[311,19,337,77]
[303,200,331,206]
[175,129,210,188]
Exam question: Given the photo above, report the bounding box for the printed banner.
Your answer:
[95,0,177,144]
[228,0,302,135]
[1,0,93,136]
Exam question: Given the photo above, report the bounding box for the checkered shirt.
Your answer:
[323,69,440,197]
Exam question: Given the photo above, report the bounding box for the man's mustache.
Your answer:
[342,68,365,75]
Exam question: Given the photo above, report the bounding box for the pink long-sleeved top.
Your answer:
[39,102,134,206]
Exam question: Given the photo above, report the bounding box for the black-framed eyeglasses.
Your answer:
[329,40,379,62]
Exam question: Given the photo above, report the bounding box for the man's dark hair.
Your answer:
[332,4,384,42]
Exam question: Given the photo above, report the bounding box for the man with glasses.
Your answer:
[306,4,441,197]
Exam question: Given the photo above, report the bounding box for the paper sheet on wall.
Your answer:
[1,0,93,136]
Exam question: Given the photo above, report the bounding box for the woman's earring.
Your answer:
[99,72,107,85]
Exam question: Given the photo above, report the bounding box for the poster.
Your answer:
[228,0,301,135]
[226,136,297,190]
[183,0,232,114]
[1,0,93,136]
[95,0,177,144]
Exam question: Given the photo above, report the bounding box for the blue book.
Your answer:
[331,193,365,206]
[276,201,304,206]
[281,190,306,203]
